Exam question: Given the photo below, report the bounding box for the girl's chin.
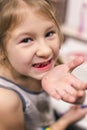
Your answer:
[32,72,49,80]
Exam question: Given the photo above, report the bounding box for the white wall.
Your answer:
[65,0,87,31]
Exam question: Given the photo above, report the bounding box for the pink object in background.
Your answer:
[78,1,87,36]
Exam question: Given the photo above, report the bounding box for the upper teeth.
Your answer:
[33,60,51,68]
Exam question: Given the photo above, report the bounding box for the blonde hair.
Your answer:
[0,0,63,63]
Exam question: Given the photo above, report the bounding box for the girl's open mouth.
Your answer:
[32,59,52,71]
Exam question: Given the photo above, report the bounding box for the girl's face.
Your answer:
[6,7,60,80]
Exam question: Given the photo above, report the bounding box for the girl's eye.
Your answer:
[20,37,32,43]
[45,31,55,38]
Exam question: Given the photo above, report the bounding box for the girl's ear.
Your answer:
[0,47,6,62]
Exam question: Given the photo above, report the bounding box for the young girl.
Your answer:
[0,0,87,130]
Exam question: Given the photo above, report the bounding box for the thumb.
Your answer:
[66,57,84,72]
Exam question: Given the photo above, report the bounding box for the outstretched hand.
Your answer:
[42,57,87,103]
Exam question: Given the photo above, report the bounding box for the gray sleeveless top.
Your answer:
[0,77,55,130]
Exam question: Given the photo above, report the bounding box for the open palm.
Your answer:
[42,57,87,103]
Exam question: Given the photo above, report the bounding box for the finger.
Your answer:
[56,89,77,103]
[77,90,85,97]
[70,74,87,90]
[62,92,77,103]
[66,57,84,72]
[64,86,77,97]
[72,78,85,89]
[64,89,85,104]
[50,90,61,100]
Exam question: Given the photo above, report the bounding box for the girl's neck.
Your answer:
[0,65,43,92]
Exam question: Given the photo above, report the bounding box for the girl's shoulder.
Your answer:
[0,87,22,113]
[0,88,25,130]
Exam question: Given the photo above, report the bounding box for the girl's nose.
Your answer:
[36,41,52,58]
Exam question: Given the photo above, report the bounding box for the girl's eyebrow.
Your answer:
[12,24,56,40]
[45,24,57,31]
[13,31,33,38]
[10,32,31,41]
